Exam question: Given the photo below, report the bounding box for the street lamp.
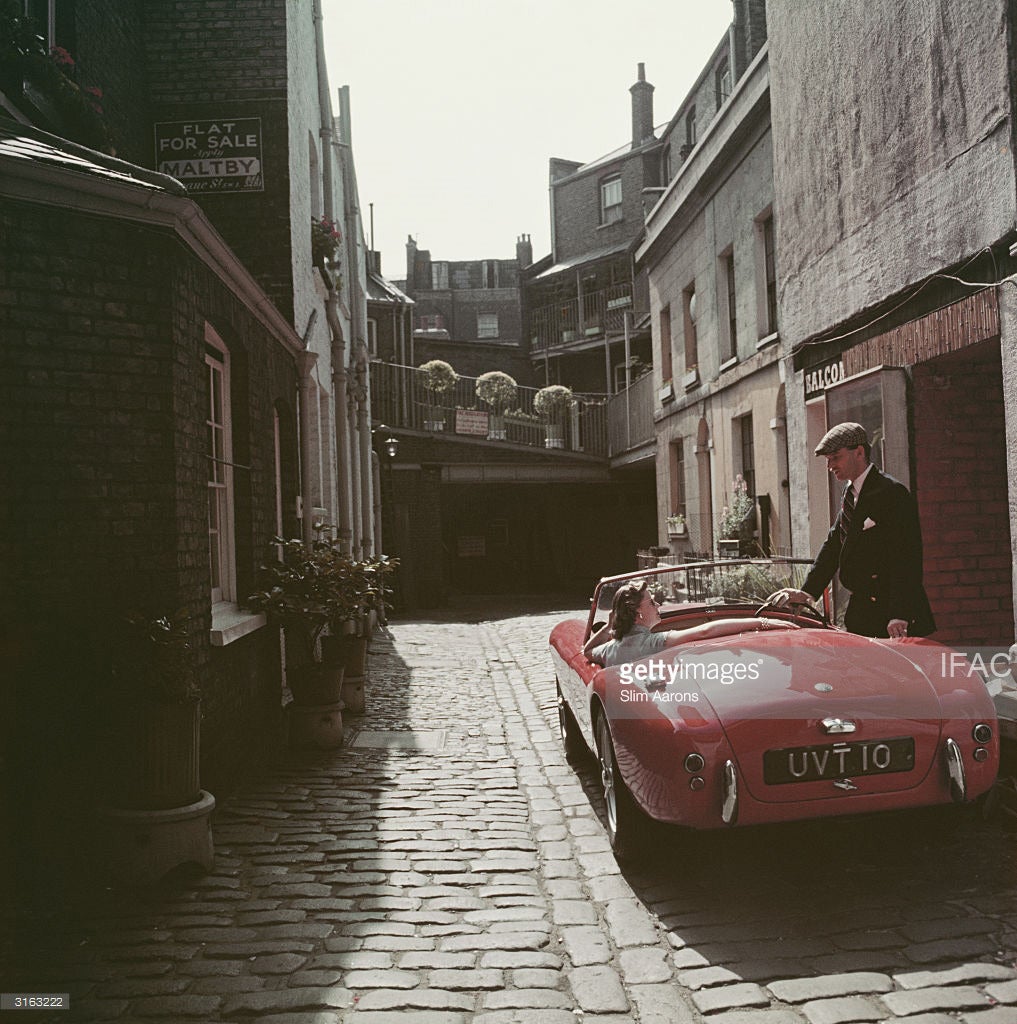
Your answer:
[383,436,399,460]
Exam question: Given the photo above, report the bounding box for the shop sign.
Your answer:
[155,118,264,193]
[804,359,846,399]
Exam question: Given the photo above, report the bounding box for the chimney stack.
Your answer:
[630,62,655,148]
[516,234,533,269]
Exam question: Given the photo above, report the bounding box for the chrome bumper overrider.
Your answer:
[944,737,966,802]
[722,759,738,824]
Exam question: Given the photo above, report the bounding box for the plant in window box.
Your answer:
[475,370,517,439]
[666,513,686,536]
[418,359,457,430]
[533,384,574,449]
[0,4,113,153]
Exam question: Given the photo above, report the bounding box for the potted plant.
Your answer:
[718,475,755,557]
[246,539,351,707]
[418,359,457,430]
[666,513,686,537]
[475,370,517,440]
[97,608,215,884]
[105,610,201,810]
[311,216,342,269]
[533,384,574,449]
[325,554,399,714]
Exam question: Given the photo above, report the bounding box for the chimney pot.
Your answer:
[630,63,655,147]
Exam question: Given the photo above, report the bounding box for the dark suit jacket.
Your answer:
[802,466,936,638]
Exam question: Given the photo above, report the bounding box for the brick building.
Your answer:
[401,234,537,385]
[767,0,1016,647]
[1,0,378,876]
[521,64,659,398]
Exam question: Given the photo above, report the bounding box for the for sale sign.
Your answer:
[155,118,264,194]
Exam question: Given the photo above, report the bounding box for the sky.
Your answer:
[321,1,734,279]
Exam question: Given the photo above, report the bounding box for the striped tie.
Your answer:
[840,484,855,541]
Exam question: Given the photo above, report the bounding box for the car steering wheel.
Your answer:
[755,596,827,627]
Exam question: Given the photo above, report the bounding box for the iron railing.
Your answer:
[528,282,634,353]
[606,370,654,457]
[370,362,609,457]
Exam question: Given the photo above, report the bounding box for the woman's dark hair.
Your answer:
[611,579,648,639]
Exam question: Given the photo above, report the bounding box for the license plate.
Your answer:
[764,737,915,785]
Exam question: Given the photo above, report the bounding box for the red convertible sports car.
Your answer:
[550,559,999,858]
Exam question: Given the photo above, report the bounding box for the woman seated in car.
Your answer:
[583,579,691,667]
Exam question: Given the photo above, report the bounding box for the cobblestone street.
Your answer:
[6,600,1017,1023]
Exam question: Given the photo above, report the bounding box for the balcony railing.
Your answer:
[371,362,608,457]
[606,370,654,458]
[529,282,634,353]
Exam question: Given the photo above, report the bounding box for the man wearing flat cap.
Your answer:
[770,421,935,639]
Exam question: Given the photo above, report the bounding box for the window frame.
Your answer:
[600,174,623,225]
[763,214,778,336]
[669,438,687,521]
[658,303,673,383]
[715,57,732,108]
[205,324,236,608]
[431,261,449,290]
[682,282,698,378]
[477,312,499,339]
[718,248,737,365]
[738,413,756,499]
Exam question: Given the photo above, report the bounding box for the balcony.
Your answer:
[371,362,608,457]
[606,370,654,459]
[529,283,634,354]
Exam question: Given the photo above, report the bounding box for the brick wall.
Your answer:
[141,0,295,321]
[552,154,649,263]
[74,0,152,164]
[411,340,537,386]
[1,198,300,820]
[914,339,1014,646]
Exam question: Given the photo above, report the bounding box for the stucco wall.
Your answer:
[646,113,781,552]
[768,0,1016,348]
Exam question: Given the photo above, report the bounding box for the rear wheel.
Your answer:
[557,684,585,764]
[595,711,644,860]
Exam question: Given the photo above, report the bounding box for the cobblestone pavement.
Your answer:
[5,599,1017,1023]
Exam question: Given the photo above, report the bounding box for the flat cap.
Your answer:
[815,421,869,455]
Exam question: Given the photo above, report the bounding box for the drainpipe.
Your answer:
[348,392,362,555]
[327,298,353,555]
[338,83,375,559]
[358,350,375,556]
[296,342,319,547]
[313,0,354,553]
[372,449,383,554]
